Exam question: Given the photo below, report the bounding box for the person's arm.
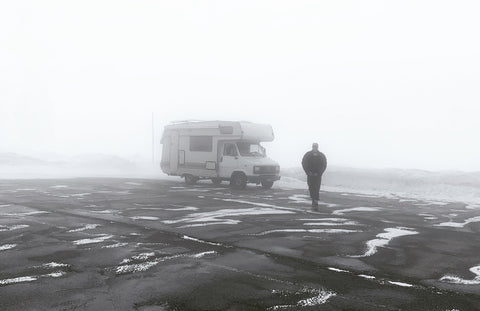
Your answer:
[302,152,310,175]
[320,153,327,174]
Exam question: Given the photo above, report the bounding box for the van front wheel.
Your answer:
[184,174,198,185]
[261,181,274,189]
[230,172,247,190]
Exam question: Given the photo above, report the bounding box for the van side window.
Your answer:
[223,144,237,156]
[190,136,213,152]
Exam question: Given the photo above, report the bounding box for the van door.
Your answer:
[218,142,239,178]
[169,131,179,173]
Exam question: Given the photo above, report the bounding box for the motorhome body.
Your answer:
[160,121,281,189]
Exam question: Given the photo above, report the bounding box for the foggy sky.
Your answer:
[1,1,480,171]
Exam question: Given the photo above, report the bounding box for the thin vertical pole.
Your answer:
[151,112,154,165]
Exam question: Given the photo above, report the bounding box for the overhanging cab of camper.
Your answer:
[160,121,281,189]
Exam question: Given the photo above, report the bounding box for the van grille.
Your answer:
[255,166,278,174]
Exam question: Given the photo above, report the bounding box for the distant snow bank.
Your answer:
[278,167,480,205]
[0,152,168,180]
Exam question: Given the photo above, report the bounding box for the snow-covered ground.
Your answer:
[278,167,480,205]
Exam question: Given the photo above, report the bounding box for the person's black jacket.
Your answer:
[302,151,327,176]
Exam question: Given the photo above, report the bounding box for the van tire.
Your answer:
[211,178,222,185]
[184,174,198,185]
[230,172,247,190]
[261,181,274,189]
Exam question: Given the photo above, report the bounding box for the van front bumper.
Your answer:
[248,174,281,184]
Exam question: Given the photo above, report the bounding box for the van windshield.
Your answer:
[237,142,265,157]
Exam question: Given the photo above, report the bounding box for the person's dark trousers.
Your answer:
[307,175,322,201]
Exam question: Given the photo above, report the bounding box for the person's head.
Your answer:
[312,143,319,151]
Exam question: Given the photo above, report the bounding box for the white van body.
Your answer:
[160,121,281,189]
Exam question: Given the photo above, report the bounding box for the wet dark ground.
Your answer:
[0,178,479,310]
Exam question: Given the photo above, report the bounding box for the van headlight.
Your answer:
[253,166,261,174]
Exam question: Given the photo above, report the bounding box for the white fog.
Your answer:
[1,1,480,202]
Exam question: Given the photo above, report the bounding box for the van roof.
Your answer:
[163,121,274,142]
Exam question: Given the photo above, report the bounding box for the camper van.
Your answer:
[160,121,281,189]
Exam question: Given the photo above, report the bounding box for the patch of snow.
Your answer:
[116,261,159,274]
[0,276,37,285]
[0,244,17,251]
[466,204,480,210]
[42,262,69,268]
[44,271,66,278]
[388,281,414,287]
[178,221,239,228]
[73,234,114,245]
[358,274,376,279]
[115,254,184,274]
[309,229,361,233]
[435,216,480,228]
[165,206,199,211]
[67,224,101,233]
[328,267,349,273]
[71,193,91,197]
[219,198,299,212]
[163,207,293,227]
[288,194,310,203]
[169,188,210,192]
[333,207,381,215]
[2,211,49,216]
[297,218,348,222]
[440,275,480,285]
[89,209,118,214]
[351,227,418,257]
[297,290,336,306]
[303,221,358,226]
[0,224,30,232]
[130,216,159,220]
[182,235,223,246]
[0,269,69,286]
[133,252,155,261]
[102,242,128,249]
[192,251,217,258]
[255,229,360,235]
[440,265,480,285]
[269,288,336,310]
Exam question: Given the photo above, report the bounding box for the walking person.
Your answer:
[302,143,327,209]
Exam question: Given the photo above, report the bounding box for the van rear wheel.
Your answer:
[230,172,247,190]
[261,181,274,189]
[184,174,198,185]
